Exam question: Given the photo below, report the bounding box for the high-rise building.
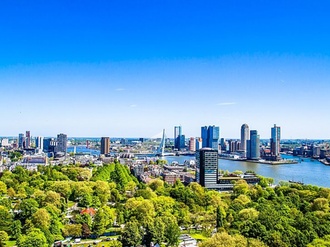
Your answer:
[35,136,44,151]
[195,137,203,151]
[100,137,110,155]
[201,125,220,150]
[26,131,31,148]
[56,133,67,154]
[174,126,181,150]
[195,148,218,188]
[188,137,196,152]
[18,133,25,149]
[43,138,57,153]
[240,124,250,153]
[201,126,208,148]
[229,140,241,153]
[1,139,9,147]
[247,130,260,160]
[271,124,281,157]
[174,126,185,150]
[220,138,226,151]
[208,125,219,150]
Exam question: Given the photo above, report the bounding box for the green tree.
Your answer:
[149,178,165,192]
[10,220,22,239]
[233,180,249,195]
[161,214,180,247]
[239,208,259,221]
[9,151,23,162]
[108,240,123,247]
[217,206,224,228]
[121,220,143,247]
[0,206,12,232]
[62,224,82,238]
[199,232,246,247]
[0,231,8,247]
[307,234,330,247]
[0,182,7,195]
[312,198,329,212]
[17,228,48,247]
[75,213,92,229]
[79,193,93,207]
[43,191,61,207]
[12,166,29,183]
[51,181,72,202]
[49,218,62,240]
[18,198,39,220]
[151,217,166,245]
[93,206,116,236]
[94,181,111,204]
[32,208,51,229]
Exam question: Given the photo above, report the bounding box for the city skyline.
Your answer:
[1,1,330,139]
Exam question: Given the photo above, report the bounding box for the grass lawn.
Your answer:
[67,201,76,207]
[5,240,16,247]
[189,233,209,241]
[71,240,119,247]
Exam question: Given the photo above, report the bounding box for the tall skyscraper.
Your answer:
[174,126,185,150]
[26,131,31,148]
[240,124,250,153]
[201,125,220,150]
[174,126,181,149]
[196,148,218,188]
[271,124,281,157]
[229,140,241,153]
[56,133,67,154]
[43,138,52,153]
[101,137,110,155]
[18,133,25,149]
[201,126,208,148]
[195,137,203,151]
[188,137,196,152]
[247,130,260,160]
[35,136,44,150]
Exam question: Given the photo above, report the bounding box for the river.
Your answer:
[67,146,330,188]
[163,154,330,188]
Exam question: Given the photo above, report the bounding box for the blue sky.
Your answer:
[1,0,330,139]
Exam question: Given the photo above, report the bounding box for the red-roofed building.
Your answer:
[80,208,96,217]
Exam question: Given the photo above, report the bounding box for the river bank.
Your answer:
[164,154,330,188]
[219,156,298,165]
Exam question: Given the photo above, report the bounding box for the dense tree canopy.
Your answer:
[0,163,330,247]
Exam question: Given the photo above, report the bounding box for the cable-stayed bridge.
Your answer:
[151,129,175,156]
[150,130,166,139]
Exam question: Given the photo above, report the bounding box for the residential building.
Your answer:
[26,131,31,148]
[100,137,110,155]
[35,136,44,151]
[56,133,67,154]
[1,138,9,147]
[228,140,241,153]
[188,137,196,152]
